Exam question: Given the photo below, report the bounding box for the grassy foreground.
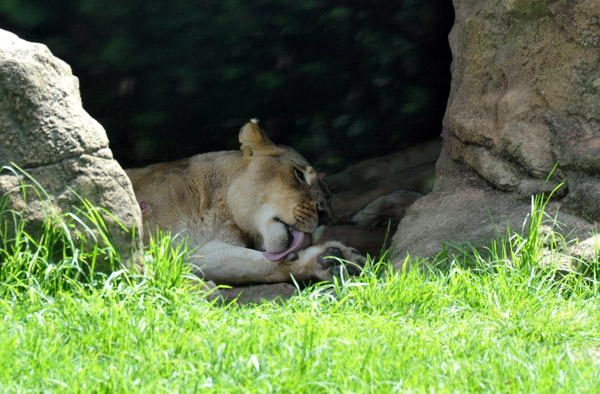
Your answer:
[1,185,600,392]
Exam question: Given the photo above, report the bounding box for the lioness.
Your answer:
[126,120,366,285]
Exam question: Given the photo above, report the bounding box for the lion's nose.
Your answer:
[317,202,332,226]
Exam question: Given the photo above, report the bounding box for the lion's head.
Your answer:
[227,120,333,261]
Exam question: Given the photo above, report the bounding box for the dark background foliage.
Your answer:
[0,0,453,173]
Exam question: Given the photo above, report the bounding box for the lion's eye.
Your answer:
[294,168,306,184]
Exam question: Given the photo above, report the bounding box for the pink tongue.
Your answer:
[262,230,306,261]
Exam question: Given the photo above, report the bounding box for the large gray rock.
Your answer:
[392,148,596,266]
[445,0,600,214]
[392,0,600,264]
[0,29,142,271]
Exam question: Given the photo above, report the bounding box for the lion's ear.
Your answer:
[239,119,284,158]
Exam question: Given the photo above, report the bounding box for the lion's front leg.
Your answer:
[190,240,283,285]
[190,240,366,285]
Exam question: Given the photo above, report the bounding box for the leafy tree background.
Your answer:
[0,0,453,173]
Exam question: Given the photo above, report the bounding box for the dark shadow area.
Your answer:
[0,0,454,173]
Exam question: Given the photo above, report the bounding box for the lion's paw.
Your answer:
[293,241,367,282]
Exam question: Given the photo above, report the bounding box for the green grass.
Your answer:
[1,173,600,392]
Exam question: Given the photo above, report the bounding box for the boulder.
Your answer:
[0,29,143,271]
[392,148,596,266]
[392,0,600,264]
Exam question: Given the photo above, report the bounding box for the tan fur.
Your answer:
[126,121,364,285]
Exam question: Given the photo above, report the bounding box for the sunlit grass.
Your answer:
[1,168,600,392]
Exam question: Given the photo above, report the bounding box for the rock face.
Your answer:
[0,29,143,271]
[392,0,600,263]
